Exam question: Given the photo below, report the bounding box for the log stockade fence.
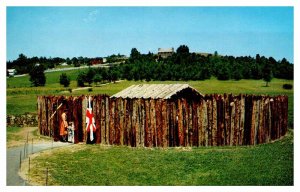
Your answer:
[38,94,288,147]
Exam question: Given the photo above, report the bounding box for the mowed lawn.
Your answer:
[7,73,294,127]
[26,130,293,186]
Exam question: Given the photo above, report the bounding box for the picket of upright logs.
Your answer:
[37,94,288,147]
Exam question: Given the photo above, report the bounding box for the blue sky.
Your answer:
[7,7,293,62]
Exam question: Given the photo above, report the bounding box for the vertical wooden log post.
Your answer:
[82,96,87,143]
[114,98,121,145]
[212,94,218,146]
[155,99,162,147]
[140,99,145,147]
[109,99,115,145]
[177,99,184,146]
[100,96,106,144]
[239,95,245,145]
[144,99,150,147]
[150,99,156,147]
[168,101,175,147]
[206,95,213,146]
[182,99,189,147]
[216,95,224,146]
[192,100,199,147]
[161,100,168,147]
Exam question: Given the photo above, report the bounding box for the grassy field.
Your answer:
[23,130,293,186]
[8,71,294,186]
[6,71,294,127]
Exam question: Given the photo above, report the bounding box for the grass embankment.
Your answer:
[23,130,293,186]
[7,126,51,148]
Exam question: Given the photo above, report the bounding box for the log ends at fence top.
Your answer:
[37,94,288,147]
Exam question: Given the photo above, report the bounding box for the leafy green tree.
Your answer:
[108,66,120,83]
[93,73,102,85]
[176,45,189,55]
[66,57,72,65]
[29,64,46,86]
[130,48,141,61]
[86,68,96,86]
[216,62,231,80]
[262,61,273,87]
[59,73,70,87]
[72,57,80,67]
[77,72,86,87]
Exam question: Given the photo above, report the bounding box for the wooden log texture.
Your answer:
[100,97,106,144]
[114,98,121,145]
[161,100,168,147]
[144,99,150,147]
[223,94,230,145]
[82,96,87,143]
[192,100,199,147]
[168,101,175,147]
[37,94,289,147]
[155,99,162,147]
[244,95,252,145]
[74,97,83,143]
[182,99,189,147]
[95,96,101,144]
[216,95,224,146]
[140,99,145,147]
[229,95,236,146]
[109,99,115,145]
[165,100,170,147]
[171,100,179,146]
[234,96,241,146]
[124,99,130,146]
[177,99,184,146]
[150,99,156,147]
[212,95,218,146]
[206,96,212,146]
[239,95,245,145]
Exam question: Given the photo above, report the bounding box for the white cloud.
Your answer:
[83,10,99,23]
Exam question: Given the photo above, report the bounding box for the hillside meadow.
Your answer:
[7,70,294,186]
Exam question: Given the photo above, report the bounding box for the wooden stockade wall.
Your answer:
[37,94,288,147]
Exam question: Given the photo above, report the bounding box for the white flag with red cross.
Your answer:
[86,96,96,141]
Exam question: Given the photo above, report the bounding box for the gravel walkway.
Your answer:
[6,141,72,186]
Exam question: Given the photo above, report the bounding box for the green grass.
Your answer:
[7,69,85,88]
[6,126,23,142]
[6,74,294,127]
[28,130,293,186]
[8,71,293,186]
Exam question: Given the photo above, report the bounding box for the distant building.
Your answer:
[91,58,104,65]
[61,62,68,66]
[158,48,174,59]
[7,69,16,76]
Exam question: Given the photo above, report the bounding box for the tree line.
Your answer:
[118,45,293,82]
[75,45,292,87]
[7,45,293,87]
[6,53,127,75]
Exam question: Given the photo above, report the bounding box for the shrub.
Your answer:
[59,73,70,87]
[77,72,86,87]
[283,84,293,90]
[29,65,46,87]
